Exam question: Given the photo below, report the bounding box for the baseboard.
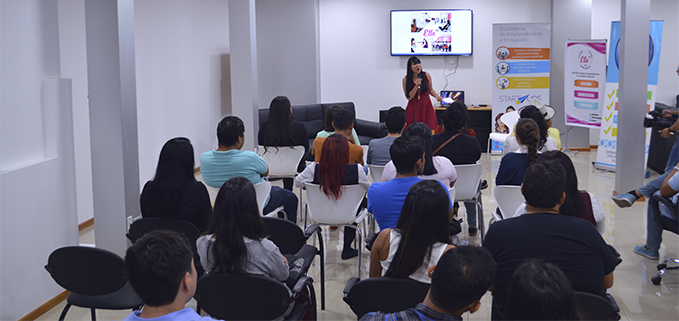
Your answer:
[18,290,70,321]
[590,144,598,149]
[566,147,591,152]
[78,218,94,231]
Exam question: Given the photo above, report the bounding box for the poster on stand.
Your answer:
[491,23,551,153]
[564,39,607,128]
[595,21,664,171]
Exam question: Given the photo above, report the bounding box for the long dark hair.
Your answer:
[504,259,582,321]
[205,177,266,274]
[519,105,549,149]
[404,122,437,175]
[260,96,297,152]
[515,118,540,167]
[405,56,428,95]
[384,180,451,278]
[318,134,349,200]
[149,137,196,218]
[539,151,584,218]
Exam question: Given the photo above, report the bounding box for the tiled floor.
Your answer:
[37,151,678,320]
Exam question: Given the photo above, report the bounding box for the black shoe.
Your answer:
[341,248,358,260]
[468,227,478,237]
[481,180,488,190]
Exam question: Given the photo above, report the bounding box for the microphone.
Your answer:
[418,72,424,80]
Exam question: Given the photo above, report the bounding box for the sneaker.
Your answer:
[468,227,478,237]
[341,248,358,260]
[612,194,637,208]
[633,245,659,260]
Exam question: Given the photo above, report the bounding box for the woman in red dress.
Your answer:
[402,56,443,130]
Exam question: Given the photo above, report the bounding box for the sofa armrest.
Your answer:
[354,119,386,140]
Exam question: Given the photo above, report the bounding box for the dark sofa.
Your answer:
[258,102,387,150]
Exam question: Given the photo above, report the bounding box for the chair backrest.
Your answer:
[361,145,369,166]
[500,111,520,134]
[45,246,128,296]
[127,217,201,252]
[344,277,430,319]
[262,216,305,255]
[305,183,367,225]
[368,165,386,183]
[195,273,293,321]
[448,186,456,204]
[452,163,483,201]
[258,145,305,177]
[573,291,620,321]
[494,186,525,219]
[253,180,273,216]
[651,194,679,234]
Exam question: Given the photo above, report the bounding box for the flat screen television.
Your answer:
[391,10,473,56]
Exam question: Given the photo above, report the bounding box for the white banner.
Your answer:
[564,40,607,128]
[491,23,551,152]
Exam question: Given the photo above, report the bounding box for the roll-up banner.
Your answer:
[491,23,551,153]
[595,21,664,171]
[564,40,607,128]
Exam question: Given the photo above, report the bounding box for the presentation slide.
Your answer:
[391,10,473,56]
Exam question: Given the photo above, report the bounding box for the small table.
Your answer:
[434,106,492,151]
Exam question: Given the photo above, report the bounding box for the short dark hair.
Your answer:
[125,230,193,307]
[389,135,424,174]
[385,106,406,133]
[332,108,354,131]
[504,259,582,321]
[430,246,497,312]
[217,116,244,147]
[443,101,468,133]
[522,160,566,209]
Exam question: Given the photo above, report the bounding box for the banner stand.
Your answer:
[561,126,579,156]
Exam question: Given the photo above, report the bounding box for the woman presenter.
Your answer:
[402,56,443,130]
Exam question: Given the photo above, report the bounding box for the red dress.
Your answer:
[405,77,438,130]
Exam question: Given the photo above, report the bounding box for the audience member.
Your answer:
[369,180,454,282]
[503,259,582,321]
[502,104,558,157]
[382,122,457,187]
[200,116,297,222]
[124,230,216,321]
[513,151,605,233]
[484,161,617,320]
[495,118,540,186]
[432,101,483,236]
[367,106,406,165]
[361,246,497,321]
[197,177,289,283]
[140,137,211,232]
[295,134,371,259]
[258,96,309,190]
[312,108,363,164]
[316,105,361,145]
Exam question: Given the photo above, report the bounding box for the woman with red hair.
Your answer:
[295,134,371,259]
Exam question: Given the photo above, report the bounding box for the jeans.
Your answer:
[664,138,679,173]
[461,181,483,228]
[638,172,670,198]
[263,186,298,223]
[645,191,678,250]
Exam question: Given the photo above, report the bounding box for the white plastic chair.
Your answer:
[452,163,485,239]
[304,183,368,278]
[253,181,286,219]
[493,185,525,222]
[361,145,369,166]
[448,186,456,204]
[258,145,305,221]
[368,165,386,183]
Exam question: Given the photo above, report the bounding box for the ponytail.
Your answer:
[515,118,540,167]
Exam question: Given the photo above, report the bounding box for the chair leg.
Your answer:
[356,226,363,279]
[486,137,492,169]
[477,199,485,240]
[58,303,72,321]
[317,230,325,310]
[90,308,96,321]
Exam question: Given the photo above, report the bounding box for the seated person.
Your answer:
[197,177,289,282]
[124,230,217,321]
[513,151,606,234]
[367,106,406,166]
[503,259,581,321]
[295,134,371,259]
[633,161,679,260]
[361,246,497,321]
[140,137,211,232]
[367,136,424,230]
[370,180,454,283]
[495,118,540,186]
[316,105,361,145]
[258,96,309,191]
[312,108,363,164]
[382,122,457,187]
[503,105,558,157]
[200,116,297,222]
[484,161,617,320]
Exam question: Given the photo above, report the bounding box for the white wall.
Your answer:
[0,2,79,319]
[134,0,230,185]
[319,0,552,122]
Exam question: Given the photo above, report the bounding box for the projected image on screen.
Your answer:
[391,10,472,56]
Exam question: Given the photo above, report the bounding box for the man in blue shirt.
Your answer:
[201,116,297,222]
[360,246,496,321]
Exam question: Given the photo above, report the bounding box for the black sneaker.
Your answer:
[480,180,488,190]
[341,248,358,260]
[468,227,478,237]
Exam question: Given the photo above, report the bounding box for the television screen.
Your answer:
[391,10,473,56]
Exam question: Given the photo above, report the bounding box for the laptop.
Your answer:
[440,90,465,106]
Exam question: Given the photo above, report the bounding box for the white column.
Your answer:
[615,0,650,193]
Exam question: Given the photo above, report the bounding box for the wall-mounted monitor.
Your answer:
[391,9,473,56]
